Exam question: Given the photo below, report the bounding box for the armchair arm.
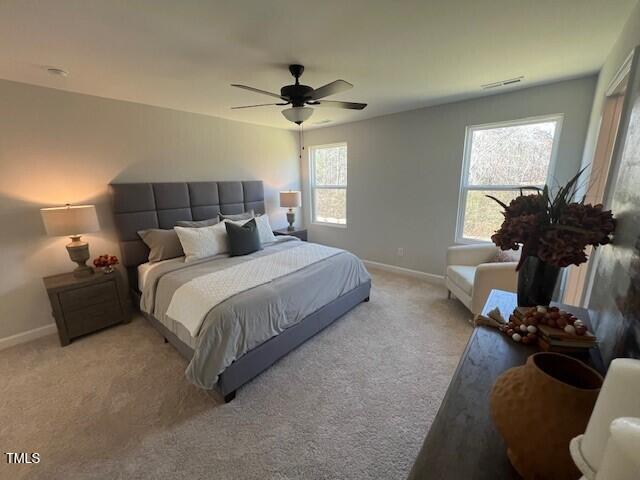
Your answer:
[447,244,498,267]
[471,262,518,314]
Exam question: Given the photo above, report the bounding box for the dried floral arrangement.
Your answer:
[488,169,616,269]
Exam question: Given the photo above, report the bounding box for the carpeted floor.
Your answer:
[0,268,471,480]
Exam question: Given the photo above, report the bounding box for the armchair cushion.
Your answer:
[446,265,475,296]
[471,262,519,314]
[447,244,498,267]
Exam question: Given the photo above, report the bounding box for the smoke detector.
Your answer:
[481,76,524,90]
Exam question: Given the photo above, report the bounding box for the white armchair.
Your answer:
[445,244,519,315]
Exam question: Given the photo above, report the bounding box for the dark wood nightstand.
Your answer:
[273,228,307,241]
[43,269,131,346]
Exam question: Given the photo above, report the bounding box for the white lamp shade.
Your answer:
[282,107,313,124]
[280,191,301,208]
[40,204,100,237]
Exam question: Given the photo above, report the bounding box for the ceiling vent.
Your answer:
[481,76,524,90]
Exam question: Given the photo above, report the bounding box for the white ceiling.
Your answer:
[0,0,636,130]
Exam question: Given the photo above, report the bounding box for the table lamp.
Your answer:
[279,191,301,231]
[40,204,100,277]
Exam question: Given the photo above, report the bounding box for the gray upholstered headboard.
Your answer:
[110,181,265,269]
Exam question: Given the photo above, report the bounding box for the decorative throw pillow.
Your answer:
[176,217,219,228]
[174,222,229,262]
[138,228,184,263]
[218,210,255,222]
[231,214,277,244]
[225,218,262,256]
[493,249,520,263]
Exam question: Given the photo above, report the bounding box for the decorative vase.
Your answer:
[102,265,115,274]
[518,255,561,307]
[490,352,603,480]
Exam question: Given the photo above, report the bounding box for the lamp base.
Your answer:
[66,235,94,277]
[286,210,295,231]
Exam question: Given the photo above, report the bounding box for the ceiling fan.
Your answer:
[231,64,367,125]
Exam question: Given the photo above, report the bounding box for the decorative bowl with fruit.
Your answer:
[93,254,119,274]
[499,306,596,352]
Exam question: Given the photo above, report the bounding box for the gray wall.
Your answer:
[0,79,299,341]
[302,76,597,276]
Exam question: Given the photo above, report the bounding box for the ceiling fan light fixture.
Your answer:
[282,106,313,125]
[232,65,365,123]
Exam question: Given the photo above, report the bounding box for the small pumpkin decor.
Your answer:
[488,169,615,307]
[490,352,603,479]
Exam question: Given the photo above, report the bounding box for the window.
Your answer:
[310,143,348,225]
[456,115,563,242]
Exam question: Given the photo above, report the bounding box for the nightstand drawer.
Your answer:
[60,281,116,312]
[64,301,123,338]
[44,270,130,346]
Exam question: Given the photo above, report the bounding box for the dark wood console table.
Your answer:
[407,290,604,480]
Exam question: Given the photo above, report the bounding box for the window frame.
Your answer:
[309,142,348,228]
[455,114,564,244]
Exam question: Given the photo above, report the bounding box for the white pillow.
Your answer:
[174,222,229,262]
[232,215,277,244]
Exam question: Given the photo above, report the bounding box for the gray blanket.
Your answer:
[140,238,371,389]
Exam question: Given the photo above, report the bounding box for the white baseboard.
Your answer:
[0,323,57,351]
[363,259,444,285]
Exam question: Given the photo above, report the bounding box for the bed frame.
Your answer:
[110,181,370,402]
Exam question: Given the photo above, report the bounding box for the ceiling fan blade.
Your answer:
[308,80,353,100]
[231,103,289,109]
[231,84,287,100]
[309,100,367,110]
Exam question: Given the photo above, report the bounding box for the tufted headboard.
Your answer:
[110,181,265,270]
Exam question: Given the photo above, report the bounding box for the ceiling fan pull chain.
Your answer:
[299,124,305,160]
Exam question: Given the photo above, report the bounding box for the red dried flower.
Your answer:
[93,254,119,268]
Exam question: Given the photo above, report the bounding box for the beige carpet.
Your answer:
[0,269,471,480]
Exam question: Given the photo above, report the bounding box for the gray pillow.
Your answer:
[137,228,184,263]
[176,217,219,228]
[224,218,262,256]
[218,210,255,222]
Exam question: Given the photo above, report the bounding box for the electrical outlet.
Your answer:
[397,247,404,257]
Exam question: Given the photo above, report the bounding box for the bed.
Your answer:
[110,181,371,402]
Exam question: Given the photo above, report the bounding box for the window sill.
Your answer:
[311,221,347,229]
[455,236,492,245]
